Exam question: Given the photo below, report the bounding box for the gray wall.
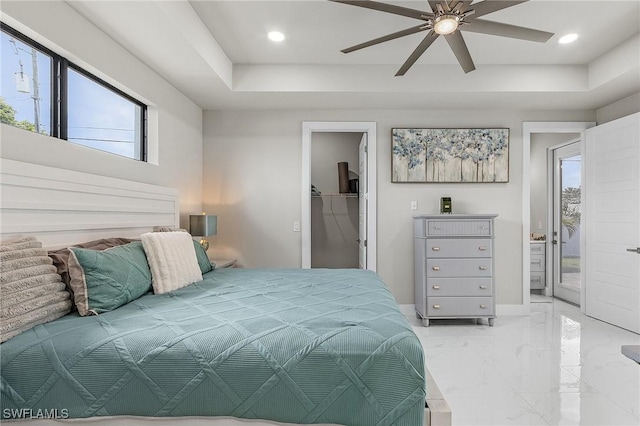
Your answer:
[202,108,595,306]
[311,132,361,194]
[0,1,204,228]
[529,133,579,236]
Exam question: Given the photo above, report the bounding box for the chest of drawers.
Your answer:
[414,214,498,327]
[530,241,546,290]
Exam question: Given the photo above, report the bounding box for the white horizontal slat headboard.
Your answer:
[0,159,179,248]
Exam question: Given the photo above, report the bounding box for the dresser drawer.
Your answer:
[426,238,492,258]
[530,271,546,289]
[530,254,545,271]
[427,297,494,316]
[427,220,492,237]
[426,258,492,277]
[530,242,546,255]
[427,278,493,296]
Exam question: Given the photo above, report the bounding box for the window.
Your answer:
[67,67,145,159]
[0,26,53,136]
[0,23,146,161]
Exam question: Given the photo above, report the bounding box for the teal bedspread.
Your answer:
[1,269,425,425]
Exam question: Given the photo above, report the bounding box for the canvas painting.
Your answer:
[392,128,509,183]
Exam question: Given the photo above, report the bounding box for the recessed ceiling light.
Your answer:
[268,31,285,42]
[558,33,579,44]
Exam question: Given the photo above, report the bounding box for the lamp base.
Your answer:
[199,239,209,251]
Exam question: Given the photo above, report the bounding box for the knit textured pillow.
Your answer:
[141,232,203,294]
[1,236,71,342]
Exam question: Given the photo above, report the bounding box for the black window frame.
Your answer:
[1,22,147,162]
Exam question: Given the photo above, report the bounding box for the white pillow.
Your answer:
[141,231,203,294]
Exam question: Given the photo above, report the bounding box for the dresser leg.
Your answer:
[488,318,495,327]
[422,318,430,327]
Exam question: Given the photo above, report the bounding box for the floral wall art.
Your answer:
[392,128,510,183]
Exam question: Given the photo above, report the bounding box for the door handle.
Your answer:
[627,247,640,254]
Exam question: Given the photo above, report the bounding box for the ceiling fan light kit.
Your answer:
[330,0,554,75]
[433,14,460,35]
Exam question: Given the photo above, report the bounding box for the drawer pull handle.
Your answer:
[479,266,487,270]
[432,285,440,290]
[432,247,440,251]
[480,304,487,309]
[479,285,487,289]
[478,246,487,251]
[432,266,440,271]
[433,304,441,309]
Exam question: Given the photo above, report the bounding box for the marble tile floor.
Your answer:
[407,299,640,426]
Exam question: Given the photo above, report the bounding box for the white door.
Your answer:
[552,141,582,305]
[585,112,640,333]
[358,133,367,269]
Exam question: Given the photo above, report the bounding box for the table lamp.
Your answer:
[189,213,217,251]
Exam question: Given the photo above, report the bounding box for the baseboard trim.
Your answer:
[399,304,416,316]
[496,304,530,316]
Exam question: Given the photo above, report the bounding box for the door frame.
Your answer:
[522,122,595,314]
[301,122,377,271]
[548,139,582,305]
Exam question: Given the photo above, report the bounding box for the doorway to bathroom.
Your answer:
[551,141,582,306]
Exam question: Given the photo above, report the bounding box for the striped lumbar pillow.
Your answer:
[141,231,203,295]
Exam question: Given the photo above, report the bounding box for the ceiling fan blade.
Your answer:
[470,0,529,18]
[329,0,433,21]
[462,19,553,42]
[444,31,475,73]
[342,25,428,53]
[427,1,441,13]
[396,31,439,76]
[450,1,474,14]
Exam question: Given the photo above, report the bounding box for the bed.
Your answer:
[0,159,448,426]
[2,267,424,425]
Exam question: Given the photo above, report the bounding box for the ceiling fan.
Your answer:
[329,0,554,75]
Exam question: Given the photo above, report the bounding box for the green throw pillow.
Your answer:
[68,241,152,316]
[192,240,213,274]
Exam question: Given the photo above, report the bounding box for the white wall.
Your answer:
[203,108,595,305]
[596,92,640,124]
[0,1,203,228]
[529,133,579,235]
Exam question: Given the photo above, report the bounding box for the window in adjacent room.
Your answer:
[0,23,147,161]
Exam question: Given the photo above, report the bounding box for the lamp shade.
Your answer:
[189,214,217,237]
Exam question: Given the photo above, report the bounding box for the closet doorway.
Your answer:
[310,132,362,269]
[301,122,377,271]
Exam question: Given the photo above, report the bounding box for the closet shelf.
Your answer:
[312,193,358,198]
